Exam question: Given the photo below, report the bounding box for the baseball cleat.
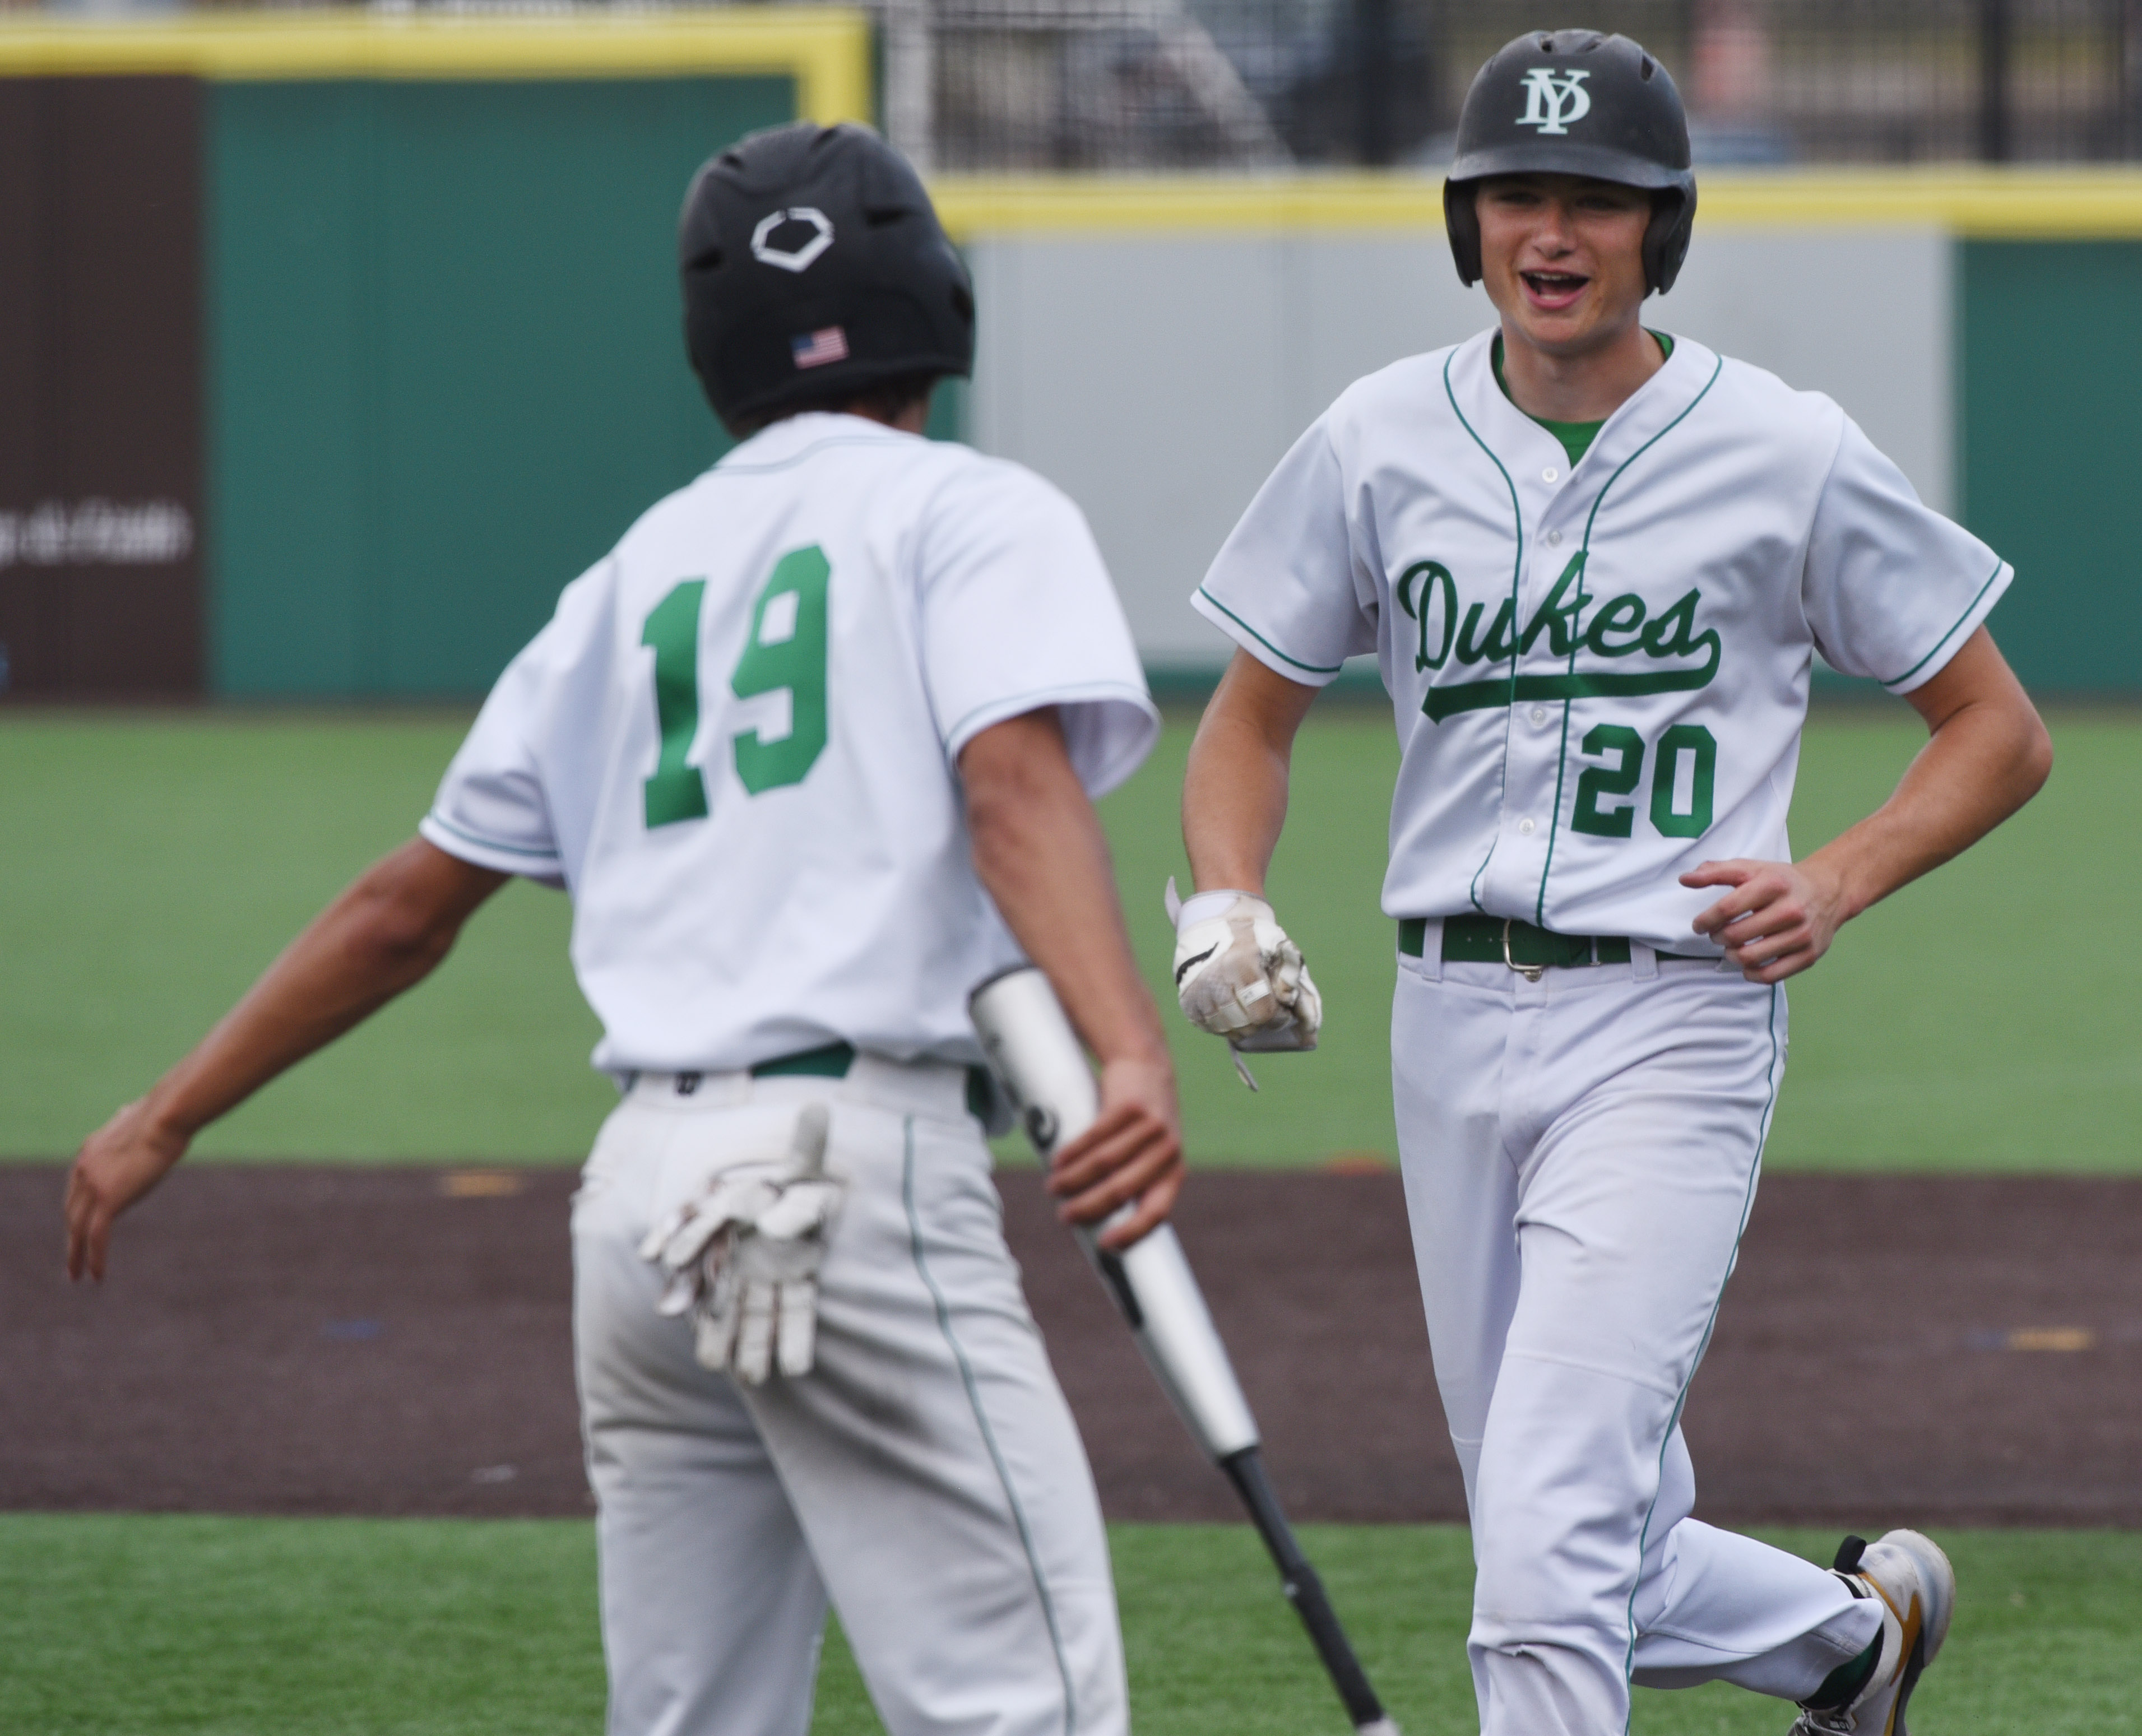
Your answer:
[1789,1530,1955,1734]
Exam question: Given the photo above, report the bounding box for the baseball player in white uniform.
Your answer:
[1172,32,2051,1736]
[66,123,1184,1736]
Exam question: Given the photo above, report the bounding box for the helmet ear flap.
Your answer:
[1444,180,1483,287]
[1643,187,1695,295]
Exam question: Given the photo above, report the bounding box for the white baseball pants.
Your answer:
[1392,935,1882,1736]
[572,1057,1127,1736]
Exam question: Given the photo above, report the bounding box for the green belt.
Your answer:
[1399,914,1702,971]
[749,1041,857,1080]
[748,1041,996,1122]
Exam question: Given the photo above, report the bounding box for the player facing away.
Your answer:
[66,123,1182,1736]
[1172,31,2050,1736]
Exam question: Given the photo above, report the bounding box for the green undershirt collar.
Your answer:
[1491,329,1675,468]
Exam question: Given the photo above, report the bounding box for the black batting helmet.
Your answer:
[679,122,975,430]
[1443,30,1696,295]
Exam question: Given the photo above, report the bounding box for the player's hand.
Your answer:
[1681,857,1851,984]
[1047,1053,1183,1251]
[1171,889,1321,1050]
[65,1098,191,1282]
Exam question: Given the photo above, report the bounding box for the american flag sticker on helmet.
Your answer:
[791,327,850,369]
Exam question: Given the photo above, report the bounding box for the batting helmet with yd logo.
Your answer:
[1443,29,1697,295]
[679,122,976,432]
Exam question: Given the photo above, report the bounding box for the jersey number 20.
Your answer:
[1570,722,1717,840]
[639,545,832,828]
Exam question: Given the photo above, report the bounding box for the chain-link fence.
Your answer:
[10,0,2135,171]
[892,0,2142,169]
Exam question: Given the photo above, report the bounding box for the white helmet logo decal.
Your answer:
[1516,68,1592,134]
[751,207,836,273]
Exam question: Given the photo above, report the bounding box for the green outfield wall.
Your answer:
[0,8,870,702]
[209,77,792,697]
[1959,239,2142,695]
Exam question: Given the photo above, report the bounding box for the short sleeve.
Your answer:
[916,459,1158,799]
[1802,416,2013,694]
[1192,415,1378,686]
[418,564,611,884]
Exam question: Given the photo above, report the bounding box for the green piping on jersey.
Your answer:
[1621,985,1779,1728]
[1875,556,2006,688]
[1489,332,1675,468]
[1194,584,1347,675]
[1533,351,1724,927]
[1442,348,1527,916]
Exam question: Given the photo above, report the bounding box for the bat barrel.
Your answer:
[971,968,1395,1730]
[1222,1447,1395,1734]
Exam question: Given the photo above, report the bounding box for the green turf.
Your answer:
[1104,703,2142,1172]
[2,1515,2134,1733]
[0,1512,607,1736]
[1,705,2133,1169]
[1754,709,2138,1172]
[1099,708,1404,1170]
[0,713,614,1162]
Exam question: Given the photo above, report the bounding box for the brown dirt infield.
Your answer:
[2,1167,2136,1528]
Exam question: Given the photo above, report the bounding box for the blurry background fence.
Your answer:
[895,0,2142,170]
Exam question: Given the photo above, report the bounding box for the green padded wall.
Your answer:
[1959,240,2142,694]
[210,77,792,697]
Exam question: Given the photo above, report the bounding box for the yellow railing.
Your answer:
[0,8,873,124]
[930,168,2142,240]
[6,19,2139,242]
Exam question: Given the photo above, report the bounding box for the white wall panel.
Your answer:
[971,237,1288,664]
[968,225,1951,667]
[1658,226,1951,512]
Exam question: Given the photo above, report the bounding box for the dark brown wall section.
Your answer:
[0,77,203,699]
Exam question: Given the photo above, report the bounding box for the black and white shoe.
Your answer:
[1789,1531,1956,1735]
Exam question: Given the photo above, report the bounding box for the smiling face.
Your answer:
[1475,173,1653,363]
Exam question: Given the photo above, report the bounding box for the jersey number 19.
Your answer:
[639,545,832,827]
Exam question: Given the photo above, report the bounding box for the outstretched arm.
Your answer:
[961,708,1181,1250]
[1684,626,2053,982]
[66,839,509,1279]
[1181,649,1322,894]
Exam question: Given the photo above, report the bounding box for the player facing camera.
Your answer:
[1177,22,2049,1736]
[1448,30,1695,420]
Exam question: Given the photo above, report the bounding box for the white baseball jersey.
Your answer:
[1194,328,2011,951]
[421,411,1158,1074]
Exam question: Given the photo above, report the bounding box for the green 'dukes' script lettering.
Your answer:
[1392,557,1724,722]
[1396,561,1457,671]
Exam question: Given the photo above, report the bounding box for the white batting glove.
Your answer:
[637,1102,843,1384]
[1167,879,1322,1053]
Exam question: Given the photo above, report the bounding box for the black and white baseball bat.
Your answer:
[970,967,1399,1736]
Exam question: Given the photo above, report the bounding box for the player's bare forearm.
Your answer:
[961,708,1183,1246]
[1684,628,2051,982]
[65,839,507,1280]
[1819,629,2051,907]
[1182,649,1319,894]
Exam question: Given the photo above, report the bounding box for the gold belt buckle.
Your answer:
[1502,918,1546,983]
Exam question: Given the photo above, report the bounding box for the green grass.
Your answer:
[1,705,2134,1169]
[2,1515,2134,1733]
[0,713,614,1162]
[1756,708,2139,1171]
